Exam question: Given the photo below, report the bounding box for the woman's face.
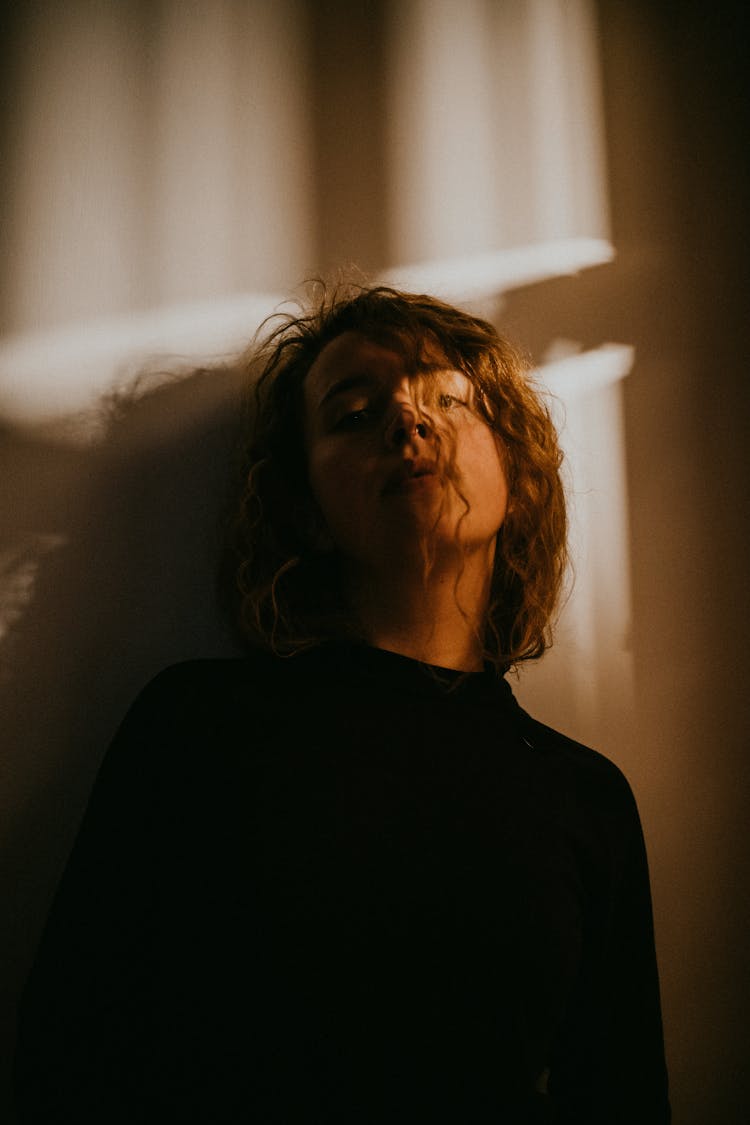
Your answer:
[304,331,508,572]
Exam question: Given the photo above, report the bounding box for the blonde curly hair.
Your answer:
[228,284,567,674]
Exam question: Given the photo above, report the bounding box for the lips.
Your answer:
[382,460,439,496]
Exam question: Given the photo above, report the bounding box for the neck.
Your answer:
[347,544,494,673]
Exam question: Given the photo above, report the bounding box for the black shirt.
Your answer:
[14,643,670,1123]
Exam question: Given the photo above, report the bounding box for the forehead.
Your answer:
[304,332,406,405]
[304,330,463,410]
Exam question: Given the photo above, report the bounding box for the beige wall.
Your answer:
[509,8,750,1118]
[1,2,748,1121]
[599,4,750,1118]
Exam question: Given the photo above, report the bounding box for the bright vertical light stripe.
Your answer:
[386,0,498,263]
[386,0,610,264]
[565,0,611,239]
[3,1,315,338]
[527,0,576,238]
[5,3,146,333]
[152,0,315,299]
[518,345,635,743]
[151,1,239,302]
[527,0,610,240]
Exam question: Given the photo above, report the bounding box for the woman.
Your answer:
[14,286,670,1122]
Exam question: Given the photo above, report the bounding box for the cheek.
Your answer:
[459,430,509,530]
[307,446,368,551]
[308,449,343,524]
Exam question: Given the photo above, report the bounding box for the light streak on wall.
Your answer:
[2,0,314,337]
[0,238,612,431]
[386,0,610,261]
[521,344,636,746]
[527,0,610,239]
[378,237,614,302]
[0,292,284,432]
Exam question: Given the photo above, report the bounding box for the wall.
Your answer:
[1,2,748,1121]
[596,4,750,1119]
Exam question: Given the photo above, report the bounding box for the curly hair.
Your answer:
[228,283,568,674]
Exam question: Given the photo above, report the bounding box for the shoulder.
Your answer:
[110,651,289,750]
[521,712,640,822]
[134,650,285,707]
[516,716,653,883]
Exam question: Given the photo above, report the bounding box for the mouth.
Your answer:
[381,461,440,497]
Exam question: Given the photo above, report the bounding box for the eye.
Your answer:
[333,407,374,431]
[437,393,467,411]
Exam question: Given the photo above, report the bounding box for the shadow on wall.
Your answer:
[0,361,253,1114]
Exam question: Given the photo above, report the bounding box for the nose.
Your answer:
[384,401,431,449]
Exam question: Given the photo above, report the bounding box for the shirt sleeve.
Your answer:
[13,666,192,1123]
[549,767,671,1124]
